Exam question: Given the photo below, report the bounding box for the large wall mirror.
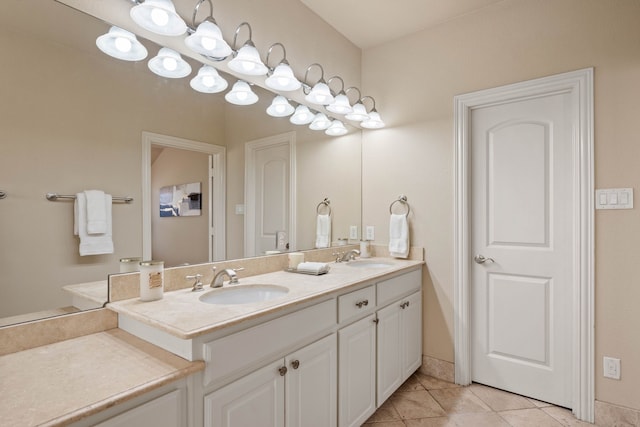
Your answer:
[0,0,362,326]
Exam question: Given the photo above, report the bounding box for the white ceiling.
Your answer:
[299,0,505,49]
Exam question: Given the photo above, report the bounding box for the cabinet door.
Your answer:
[286,334,337,427]
[204,359,285,427]
[376,302,403,406]
[338,314,377,427]
[402,291,423,380]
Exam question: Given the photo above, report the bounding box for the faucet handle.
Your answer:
[229,267,244,284]
[186,274,204,292]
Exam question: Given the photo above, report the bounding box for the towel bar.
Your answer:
[389,195,410,217]
[316,197,331,215]
[46,193,133,203]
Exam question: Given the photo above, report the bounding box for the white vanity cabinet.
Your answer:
[204,334,337,427]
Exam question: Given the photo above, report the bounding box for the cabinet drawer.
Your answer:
[338,285,375,324]
[203,299,336,388]
[377,269,421,306]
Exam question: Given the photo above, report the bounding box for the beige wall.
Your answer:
[361,0,640,410]
[151,148,210,267]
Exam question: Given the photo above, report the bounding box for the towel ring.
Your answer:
[389,195,410,217]
[316,198,331,215]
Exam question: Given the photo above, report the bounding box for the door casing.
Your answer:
[453,68,594,421]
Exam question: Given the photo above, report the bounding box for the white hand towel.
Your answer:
[389,214,409,258]
[85,190,107,235]
[74,192,114,256]
[296,262,330,274]
[315,214,331,248]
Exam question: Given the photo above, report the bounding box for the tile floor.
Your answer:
[364,372,593,426]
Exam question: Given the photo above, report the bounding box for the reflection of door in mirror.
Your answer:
[245,132,296,257]
[142,132,226,265]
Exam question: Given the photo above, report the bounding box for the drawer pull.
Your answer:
[291,360,300,369]
[400,301,410,309]
[355,299,369,308]
[279,366,288,376]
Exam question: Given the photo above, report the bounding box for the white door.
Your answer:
[204,359,285,427]
[245,133,295,257]
[470,93,573,407]
[338,314,377,427]
[285,334,337,427]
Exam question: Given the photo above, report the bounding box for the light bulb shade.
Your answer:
[190,65,228,93]
[266,96,295,117]
[225,81,259,105]
[361,111,385,129]
[96,26,148,61]
[184,20,232,60]
[289,105,314,125]
[326,93,353,115]
[130,0,187,36]
[304,81,334,105]
[228,44,268,76]
[325,120,348,136]
[309,113,331,130]
[345,102,369,121]
[265,63,302,91]
[148,47,191,78]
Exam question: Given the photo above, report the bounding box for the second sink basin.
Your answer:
[199,284,289,305]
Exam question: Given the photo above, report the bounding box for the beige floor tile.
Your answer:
[391,390,447,419]
[526,397,555,408]
[415,373,461,390]
[398,374,427,392]
[428,388,492,414]
[363,421,405,427]
[499,408,564,427]
[404,417,454,427]
[366,399,402,423]
[541,406,594,426]
[468,383,536,411]
[449,412,513,427]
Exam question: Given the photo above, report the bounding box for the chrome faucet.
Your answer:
[210,267,243,288]
[336,249,360,262]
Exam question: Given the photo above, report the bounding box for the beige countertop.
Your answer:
[108,258,424,340]
[0,329,204,427]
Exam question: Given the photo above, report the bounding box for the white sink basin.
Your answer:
[345,260,394,268]
[199,285,289,305]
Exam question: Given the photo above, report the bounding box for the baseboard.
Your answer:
[418,355,455,383]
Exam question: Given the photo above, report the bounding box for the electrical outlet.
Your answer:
[366,226,375,241]
[603,356,621,380]
[349,225,358,240]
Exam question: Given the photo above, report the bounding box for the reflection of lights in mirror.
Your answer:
[96,26,148,61]
[325,120,348,136]
[290,105,314,125]
[190,65,228,93]
[148,47,192,78]
[185,20,232,60]
[225,80,259,105]
[266,95,295,117]
[130,0,187,36]
[309,113,331,131]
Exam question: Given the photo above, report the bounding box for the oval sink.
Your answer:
[199,284,289,305]
[346,260,394,268]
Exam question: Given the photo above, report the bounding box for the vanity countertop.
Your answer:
[0,328,204,427]
[108,257,424,340]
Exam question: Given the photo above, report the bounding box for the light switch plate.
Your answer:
[595,188,633,210]
[349,225,358,240]
[365,226,375,241]
[603,356,621,380]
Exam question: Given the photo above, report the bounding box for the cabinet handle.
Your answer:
[355,299,369,308]
[373,318,379,324]
[291,360,300,369]
[278,366,288,376]
[401,301,410,309]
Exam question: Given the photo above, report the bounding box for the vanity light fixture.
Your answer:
[360,95,385,129]
[303,63,335,105]
[266,95,295,117]
[96,26,148,61]
[225,80,259,105]
[326,76,353,115]
[264,43,302,92]
[289,105,314,125]
[309,113,332,130]
[325,120,348,136]
[184,0,232,60]
[343,87,369,121]
[190,65,228,93]
[148,47,192,78]
[228,22,268,76]
[130,0,187,36]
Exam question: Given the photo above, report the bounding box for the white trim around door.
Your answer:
[453,68,594,421]
[142,131,226,262]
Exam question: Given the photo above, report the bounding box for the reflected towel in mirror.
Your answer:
[74,192,114,256]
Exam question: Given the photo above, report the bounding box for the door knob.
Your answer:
[474,254,495,264]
